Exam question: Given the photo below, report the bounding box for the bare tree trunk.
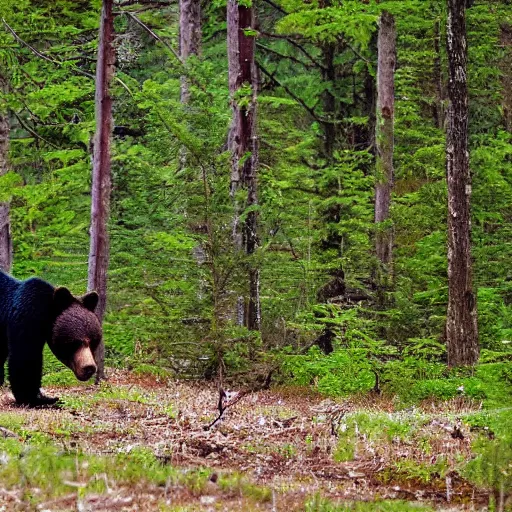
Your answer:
[500,23,512,132]
[445,0,479,367]
[180,0,201,105]
[0,78,12,273]
[227,0,261,331]
[88,0,114,382]
[374,11,396,267]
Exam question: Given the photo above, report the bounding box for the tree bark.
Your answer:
[0,78,12,273]
[179,0,201,105]
[445,0,479,367]
[88,0,114,381]
[500,23,512,132]
[227,0,261,331]
[374,11,396,267]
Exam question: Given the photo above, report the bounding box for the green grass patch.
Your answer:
[0,435,273,508]
[305,495,435,511]
[132,363,173,379]
[283,345,512,409]
[333,411,428,464]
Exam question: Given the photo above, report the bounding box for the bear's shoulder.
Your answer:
[13,277,55,315]
[22,276,54,292]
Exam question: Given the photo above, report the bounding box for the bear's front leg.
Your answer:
[7,334,58,407]
[14,391,60,407]
[35,390,60,406]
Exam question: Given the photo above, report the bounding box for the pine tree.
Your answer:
[445,0,479,366]
[374,10,396,269]
[0,76,11,273]
[179,0,201,105]
[88,0,115,381]
[227,0,260,331]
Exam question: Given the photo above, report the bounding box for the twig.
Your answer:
[257,60,321,122]
[259,31,326,71]
[3,18,132,95]
[256,42,314,69]
[339,36,372,64]
[0,426,17,438]
[2,19,56,64]
[261,0,288,15]
[204,390,250,431]
[13,111,59,149]
[125,12,182,64]
[2,18,94,79]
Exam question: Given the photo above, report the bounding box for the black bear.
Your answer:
[0,271,102,406]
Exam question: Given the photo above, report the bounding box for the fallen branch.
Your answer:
[204,389,250,431]
[0,426,17,438]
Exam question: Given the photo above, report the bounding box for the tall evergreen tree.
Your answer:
[445,0,479,366]
[0,76,11,273]
[227,0,260,331]
[89,0,114,381]
[374,11,396,269]
[179,0,201,105]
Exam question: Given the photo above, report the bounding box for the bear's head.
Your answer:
[49,287,102,381]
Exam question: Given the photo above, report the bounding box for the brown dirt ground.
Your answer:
[0,370,491,511]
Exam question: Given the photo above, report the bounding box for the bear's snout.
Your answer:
[72,346,97,381]
[78,364,97,381]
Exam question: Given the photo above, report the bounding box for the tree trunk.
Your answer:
[179,0,201,105]
[445,0,479,367]
[374,11,396,267]
[227,0,261,331]
[88,0,114,382]
[500,23,512,132]
[0,78,12,273]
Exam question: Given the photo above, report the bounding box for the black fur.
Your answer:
[0,271,101,407]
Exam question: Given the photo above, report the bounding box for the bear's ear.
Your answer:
[53,287,75,315]
[82,291,99,312]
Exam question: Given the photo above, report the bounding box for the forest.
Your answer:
[0,0,511,510]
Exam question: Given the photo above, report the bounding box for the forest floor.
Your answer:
[0,369,499,511]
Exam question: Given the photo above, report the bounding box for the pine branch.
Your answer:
[13,111,58,149]
[256,42,315,69]
[257,60,321,121]
[2,19,95,79]
[125,12,182,64]
[259,31,326,71]
[2,19,56,65]
[3,18,132,95]
[261,0,288,15]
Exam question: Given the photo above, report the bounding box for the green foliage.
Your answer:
[305,498,434,512]
[464,409,512,503]
[1,0,511,400]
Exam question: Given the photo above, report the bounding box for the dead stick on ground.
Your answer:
[204,364,276,431]
[204,390,251,431]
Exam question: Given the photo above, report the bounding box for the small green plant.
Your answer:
[463,410,512,505]
[217,472,272,502]
[305,495,435,511]
[392,457,449,485]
